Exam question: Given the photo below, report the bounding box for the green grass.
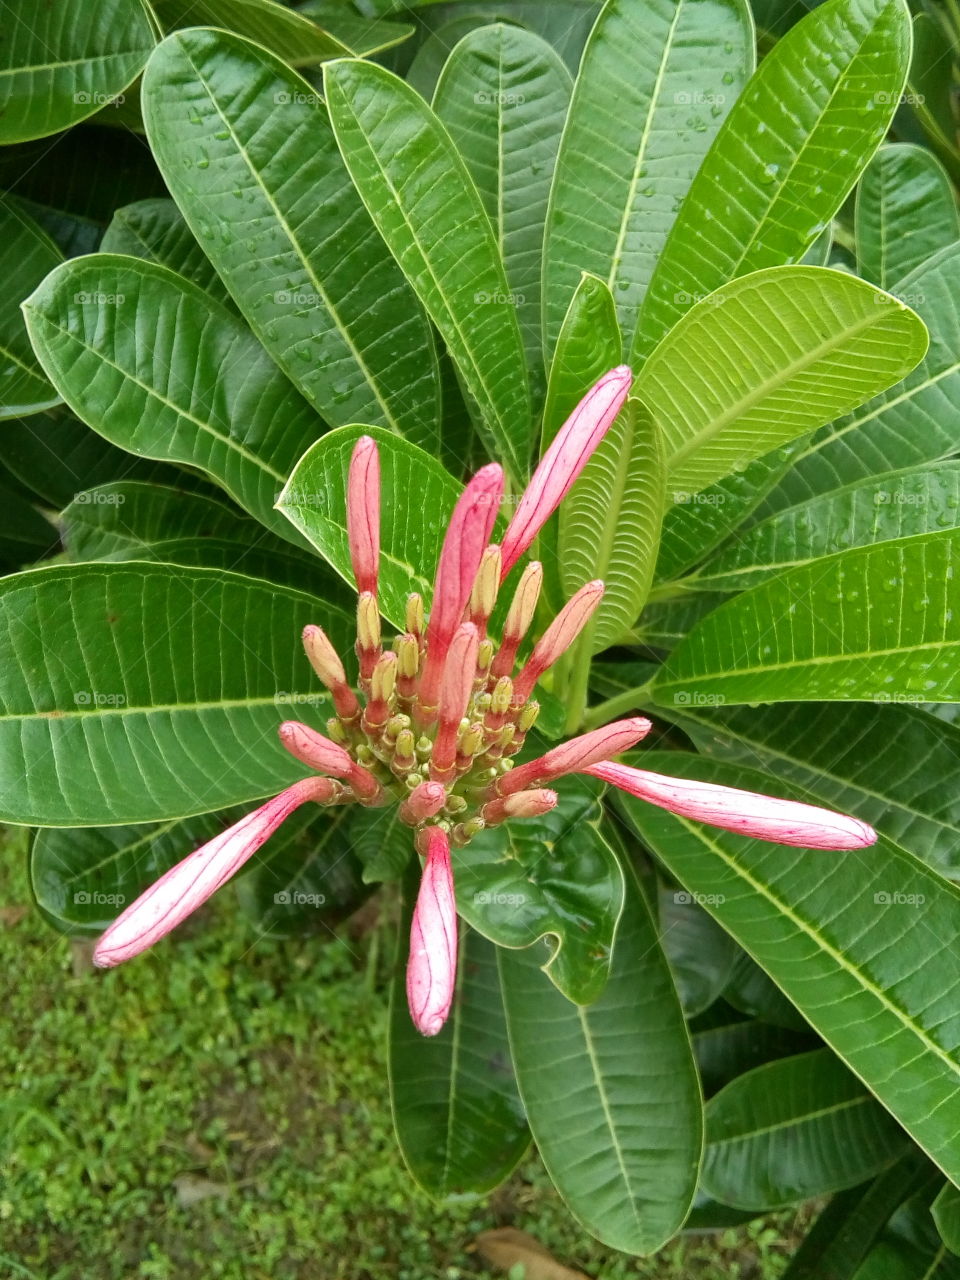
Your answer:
[0,827,803,1279]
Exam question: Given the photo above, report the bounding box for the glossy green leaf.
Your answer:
[296,5,415,57]
[498,856,702,1255]
[101,198,233,307]
[434,23,571,399]
[934,1183,960,1256]
[455,776,622,1005]
[559,398,666,649]
[639,588,728,651]
[278,425,462,630]
[655,530,960,705]
[722,951,809,1031]
[0,562,354,826]
[615,751,960,1189]
[703,1049,909,1210]
[905,14,960,176]
[691,1001,817,1096]
[632,0,913,361]
[666,700,960,879]
[853,1182,960,1279]
[0,0,155,143]
[766,244,960,508]
[23,254,324,548]
[391,908,528,1196]
[143,29,442,452]
[658,888,738,1016]
[152,0,351,64]
[0,485,58,568]
[349,804,416,885]
[633,266,928,495]
[542,0,751,358]
[0,203,62,420]
[856,144,960,290]
[696,462,960,591]
[323,57,532,479]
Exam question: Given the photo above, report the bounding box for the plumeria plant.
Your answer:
[5,0,960,1266]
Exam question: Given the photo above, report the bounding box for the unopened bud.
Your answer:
[406,593,425,640]
[468,544,502,630]
[356,591,382,683]
[303,624,359,721]
[451,817,486,846]
[444,793,468,815]
[400,780,448,825]
[394,633,420,689]
[482,789,558,825]
[513,581,604,701]
[492,562,543,678]
[393,729,416,771]
[347,435,380,596]
[518,701,540,733]
[326,717,348,745]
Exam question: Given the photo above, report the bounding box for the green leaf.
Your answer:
[0,0,156,143]
[639,587,727,650]
[654,530,960,705]
[696,462,960,591]
[101,198,233,308]
[633,266,929,495]
[722,950,809,1031]
[278,425,462,630]
[905,14,960,176]
[614,751,960,1190]
[0,203,63,420]
[691,1001,816,1096]
[434,23,572,398]
[390,908,529,1196]
[934,1183,960,1256]
[632,0,913,361]
[296,5,415,57]
[0,562,354,826]
[766,244,960,507]
[498,855,702,1255]
[856,144,960,290]
[541,0,752,358]
[152,0,351,64]
[666,700,960,879]
[455,775,623,1005]
[658,888,738,1016]
[143,29,442,451]
[558,398,666,649]
[0,484,58,568]
[703,1049,910,1210]
[323,57,532,480]
[22,254,324,548]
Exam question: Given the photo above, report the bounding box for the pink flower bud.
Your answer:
[93,777,336,967]
[497,717,652,796]
[420,465,503,707]
[406,826,458,1037]
[513,581,604,701]
[302,624,359,721]
[481,789,558,825]
[278,721,381,801]
[501,365,633,575]
[431,623,480,779]
[588,762,878,849]
[347,435,380,596]
[400,780,448,825]
[468,544,502,632]
[491,561,543,679]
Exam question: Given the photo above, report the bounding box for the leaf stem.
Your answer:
[583,681,656,731]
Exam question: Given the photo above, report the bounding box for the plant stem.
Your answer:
[583,681,656,730]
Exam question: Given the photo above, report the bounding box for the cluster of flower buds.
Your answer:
[93,366,877,1040]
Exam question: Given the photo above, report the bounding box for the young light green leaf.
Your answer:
[498,855,702,1255]
[614,751,960,1192]
[143,30,442,452]
[634,266,928,495]
[0,203,63,419]
[23,254,324,548]
[632,0,913,361]
[0,562,354,826]
[278,425,463,630]
[856,144,960,290]
[655,530,960,705]
[434,23,572,399]
[323,57,532,480]
[542,0,752,358]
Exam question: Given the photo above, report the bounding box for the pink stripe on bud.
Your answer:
[431,623,480,780]
[513,581,604,701]
[482,789,558,825]
[302,624,359,722]
[278,721,381,801]
[347,435,380,596]
[501,366,633,575]
[588,762,878,849]
[491,561,543,679]
[406,826,458,1037]
[94,777,335,967]
[497,717,651,797]
[400,780,448,825]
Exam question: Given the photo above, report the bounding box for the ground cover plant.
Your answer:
[4,0,960,1272]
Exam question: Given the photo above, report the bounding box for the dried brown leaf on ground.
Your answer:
[475,1227,590,1279]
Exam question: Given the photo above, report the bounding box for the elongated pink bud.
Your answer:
[468,544,502,633]
[497,717,651,797]
[482,789,558,825]
[406,826,458,1036]
[501,366,633,575]
[492,561,543,678]
[420,465,503,707]
[94,777,336,967]
[431,623,480,779]
[302,624,360,721]
[588,762,878,850]
[347,435,380,596]
[400,780,447,825]
[278,721,381,801]
[513,581,604,701]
